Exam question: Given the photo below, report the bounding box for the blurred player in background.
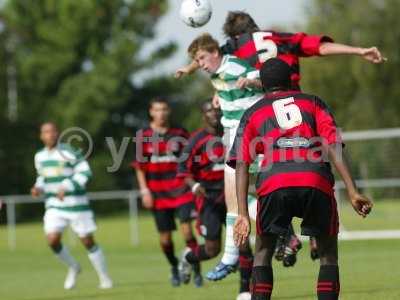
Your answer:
[187,33,260,285]
[176,10,385,266]
[31,122,112,290]
[230,58,373,300]
[131,98,200,287]
[177,101,253,299]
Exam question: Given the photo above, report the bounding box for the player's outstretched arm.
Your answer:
[328,144,373,218]
[174,60,200,79]
[319,42,387,63]
[234,161,251,246]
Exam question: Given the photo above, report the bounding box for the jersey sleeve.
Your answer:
[227,113,257,168]
[130,129,148,171]
[314,97,342,145]
[177,135,196,179]
[288,32,334,57]
[61,148,92,192]
[33,154,45,190]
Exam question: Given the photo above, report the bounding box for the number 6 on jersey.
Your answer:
[272,97,303,130]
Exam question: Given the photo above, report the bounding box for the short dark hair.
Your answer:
[223,11,260,38]
[148,97,169,109]
[260,58,292,91]
[40,121,58,131]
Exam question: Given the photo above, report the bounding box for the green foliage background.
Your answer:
[0,0,398,219]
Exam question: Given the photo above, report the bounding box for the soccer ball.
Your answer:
[179,0,212,28]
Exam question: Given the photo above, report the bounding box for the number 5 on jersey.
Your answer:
[272,97,303,130]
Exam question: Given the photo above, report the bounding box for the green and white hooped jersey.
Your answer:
[34,144,92,211]
[211,55,264,129]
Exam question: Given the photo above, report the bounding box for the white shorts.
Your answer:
[43,208,97,238]
[223,126,239,153]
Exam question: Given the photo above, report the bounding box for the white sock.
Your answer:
[248,194,257,221]
[56,245,79,269]
[87,245,110,279]
[221,213,239,265]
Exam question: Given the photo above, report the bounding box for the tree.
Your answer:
[0,0,210,221]
[302,0,399,129]
[301,0,400,188]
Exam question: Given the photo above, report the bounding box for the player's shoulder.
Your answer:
[241,94,270,121]
[137,126,152,136]
[189,128,211,144]
[295,92,328,106]
[34,147,46,160]
[169,125,189,136]
[57,143,83,160]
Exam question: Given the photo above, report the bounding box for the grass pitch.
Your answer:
[1,206,400,300]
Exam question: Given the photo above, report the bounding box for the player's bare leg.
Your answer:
[47,232,80,290]
[251,234,277,300]
[80,235,113,289]
[315,234,339,300]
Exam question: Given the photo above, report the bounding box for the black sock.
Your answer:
[161,243,178,267]
[317,265,340,300]
[287,223,295,235]
[186,245,210,263]
[251,266,273,300]
[239,249,254,293]
[50,243,62,254]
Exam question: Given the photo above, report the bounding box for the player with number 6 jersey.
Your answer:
[229,58,373,300]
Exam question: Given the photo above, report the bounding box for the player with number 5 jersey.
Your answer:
[176,11,385,268]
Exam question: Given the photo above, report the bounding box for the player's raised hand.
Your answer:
[234,215,250,246]
[174,67,189,79]
[349,192,373,218]
[235,77,252,89]
[360,47,387,64]
[236,77,262,90]
[30,186,43,198]
[212,94,220,108]
[57,188,65,201]
[174,61,199,79]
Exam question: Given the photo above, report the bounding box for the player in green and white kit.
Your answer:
[30,122,112,290]
[188,34,261,298]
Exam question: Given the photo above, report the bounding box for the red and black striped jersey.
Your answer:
[221,31,333,89]
[131,127,193,210]
[178,128,225,192]
[227,90,342,198]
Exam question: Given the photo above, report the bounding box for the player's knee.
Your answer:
[205,242,221,258]
[48,241,62,253]
[80,235,96,250]
[316,236,338,264]
[319,255,338,265]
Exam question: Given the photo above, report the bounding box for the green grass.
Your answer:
[339,199,400,230]
[1,212,400,300]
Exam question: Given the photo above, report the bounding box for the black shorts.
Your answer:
[197,190,226,240]
[153,201,196,232]
[257,187,339,237]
